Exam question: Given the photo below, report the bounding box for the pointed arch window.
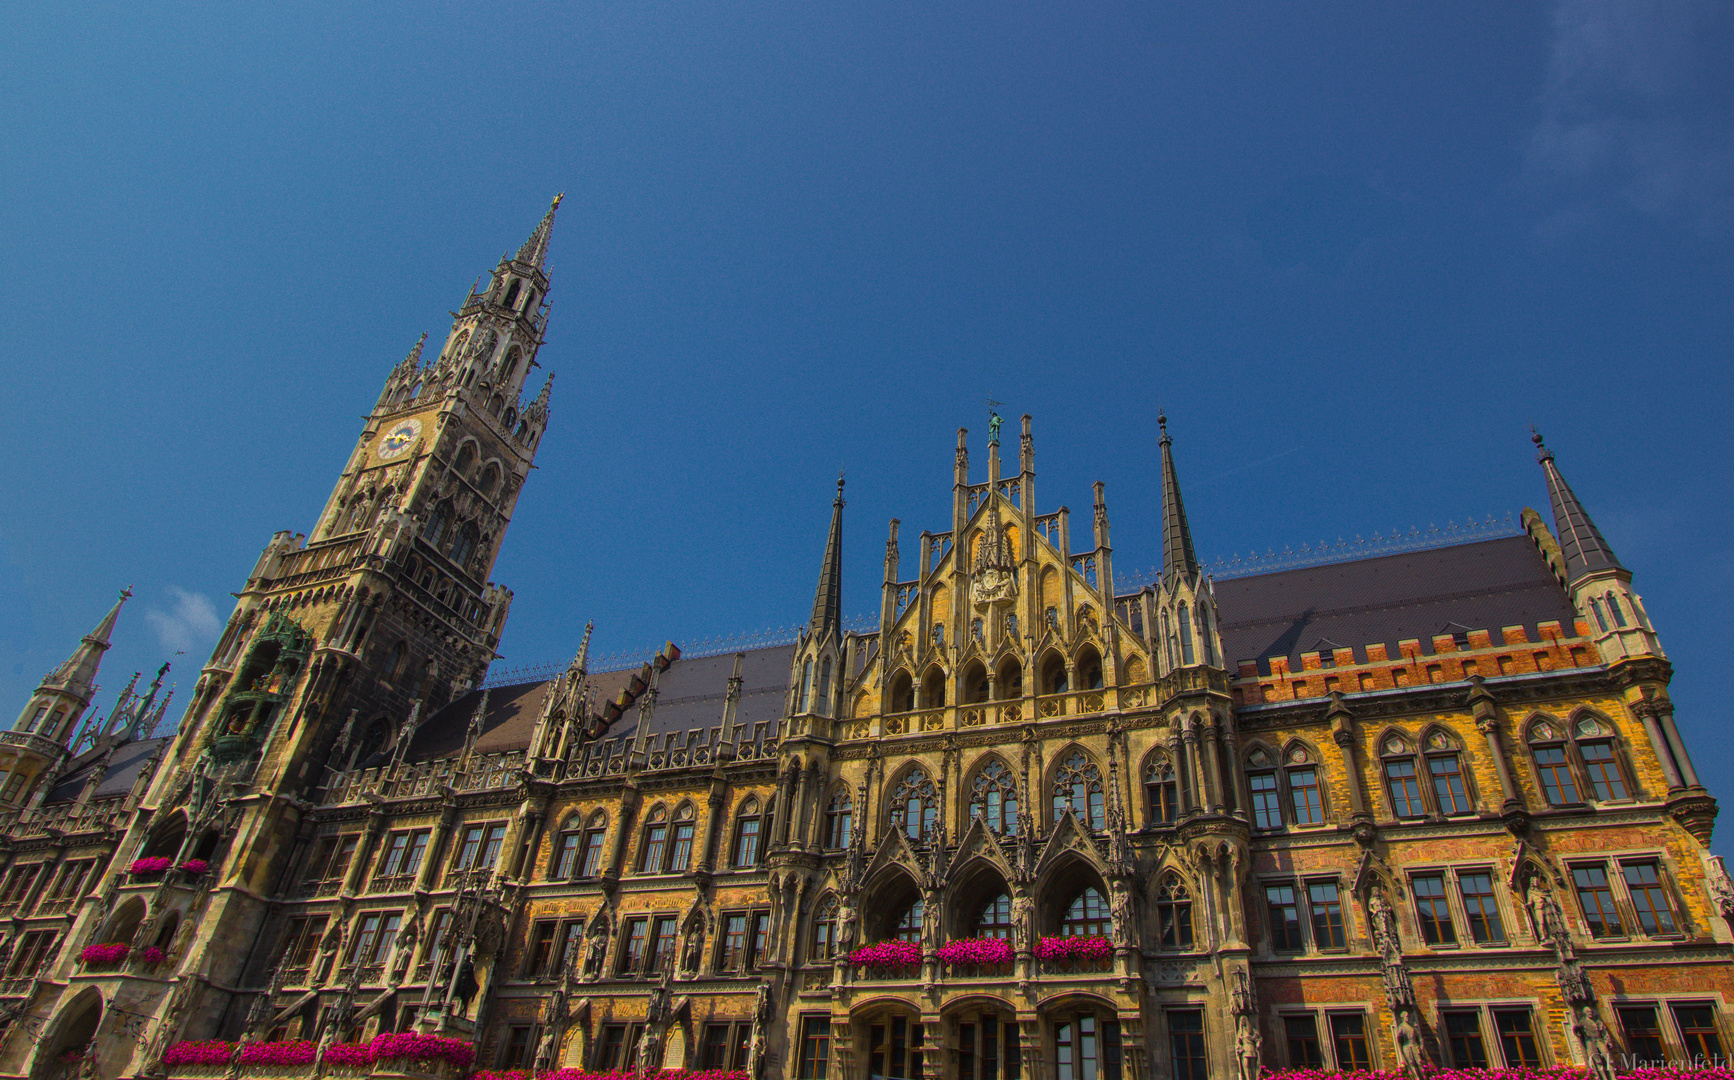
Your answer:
[1380,736,1426,819]
[1605,593,1627,627]
[1200,604,1217,665]
[1061,886,1109,937]
[551,815,584,879]
[578,810,608,878]
[817,657,833,712]
[1075,645,1104,690]
[1246,747,1283,829]
[453,442,476,477]
[638,806,669,873]
[812,895,839,961]
[889,768,938,841]
[449,523,478,568]
[732,798,763,867]
[1286,746,1324,826]
[799,659,814,712]
[503,279,522,308]
[1051,751,1105,830]
[422,503,450,547]
[1423,730,1473,815]
[478,463,501,497]
[668,804,696,871]
[1155,877,1194,949]
[1178,602,1195,665]
[1589,597,1610,633]
[976,892,1013,939]
[969,759,1020,835]
[824,789,852,849]
[1144,756,1179,825]
[1527,719,1582,806]
[499,346,521,382]
[1161,610,1176,671]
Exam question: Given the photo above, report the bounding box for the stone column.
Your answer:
[415,802,457,893]
[1632,702,1685,792]
[1653,700,1702,788]
[1468,680,1523,813]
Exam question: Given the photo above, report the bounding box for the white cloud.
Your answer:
[1526,0,1734,233]
[145,588,223,655]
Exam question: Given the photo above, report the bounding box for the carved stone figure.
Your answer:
[680,922,703,974]
[1368,891,1400,962]
[1011,893,1034,953]
[1392,1008,1426,1080]
[835,898,859,953]
[1234,1011,1261,1080]
[1110,881,1134,948]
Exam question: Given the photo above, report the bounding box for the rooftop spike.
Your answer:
[570,621,594,677]
[809,474,846,639]
[402,332,428,369]
[515,193,563,272]
[1533,429,1625,582]
[86,587,131,649]
[1158,412,1200,580]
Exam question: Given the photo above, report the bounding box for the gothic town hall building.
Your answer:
[0,198,1729,1080]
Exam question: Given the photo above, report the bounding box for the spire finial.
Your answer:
[405,332,428,368]
[1531,425,1553,462]
[515,193,564,272]
[1535,432,1623,582]
[810,476,846,638]
[1158,414,1199,579]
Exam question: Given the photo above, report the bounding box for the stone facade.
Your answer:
[0,202,1728,1080]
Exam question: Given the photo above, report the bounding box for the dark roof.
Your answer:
[405,644,794,761]
[45,737,168,804]
[1541,453,1625,581]
[1214,535,1577,673]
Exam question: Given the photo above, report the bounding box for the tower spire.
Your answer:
[809,474,845,639]
[1158,413,1199,580]
[515,193,563,272]
[1533,430,1625,583]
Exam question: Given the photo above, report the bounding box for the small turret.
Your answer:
[793,478,846,720]
[1153,415,1222,674]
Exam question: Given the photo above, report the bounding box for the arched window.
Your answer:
[1145,756,1179,825]
[478,463,500,497]
[888,768,938,841]
[1379,734,1426,819]
[453,442,476,477]
[887,670,914,714]
[893,897,925,943]
[960,660,990,704]
[499,346,521,382]
[1178,601,1195,665]
[976,892,1013,939]
[449,523,478,567]
[1051,751,1104,830]
[503,279,522,309]
[969,759,1019,835]
[1075,645,1104,690]
[638,806,669,873]
[799,659,814,711]
[817,657,833,713]
[422,503,450,547]
[1605,592,1627,627]
[1285,744,1324,826]
[551,815,584,879]
[579,810,608,878]
[1061,886,1109,937]
[732,798,763,867]
[995,657,1023,700]
[1246,746,1283,829]
[920,665,946,708]
[824,789,852,849]
[1572,715,1630,801]
[383,641,407,683]
[1589,597,1610,632]
[669,804,696,870]
[1155,876,1194,948]
[1040,651,1068,695]
[812,895,839,961]
[1199,604,1217,665]
[1421,729,1472,815]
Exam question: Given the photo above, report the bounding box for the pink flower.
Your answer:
[1032,935,1111,960]
[320,1042,372,1067]
[139,946,168,964]
[846,939,922,969]
[161,1040,234,1066]
[80,942,130,965]
[366,1031,476,1067]
[239,1040,318,1066]
[129,856,173,876]
[934,937,1013,965]
[177,859,211,875]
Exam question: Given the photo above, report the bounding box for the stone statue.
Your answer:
[1392,1008,1426,1080]
[680,922,703,974]
[585,927,608,975]
[1529,887,1569,949]
[988,412,1003,445]
[1110,882,1134,948]
[1234,1012,1261,1080]
[1012,894,1033,954]
[835,899,859,953]
[1368,891,1400,962]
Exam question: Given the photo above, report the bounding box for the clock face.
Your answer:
[378,418,422,460]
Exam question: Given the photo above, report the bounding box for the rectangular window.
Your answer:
[1621,861,1677,935]
[869,1017,922,1080]
[1168,1010,1207,1080]
[1429,753,1471,814]
[378,832,411,878]
[455,826,486,870]
[1534,745,1582,805]
[402,831,430,877]
[1331,1014,1370,1070]
[620,917,648,974]
[351,912,383,963]
[1494,1009,1540,1068]
[1413,874,1457,946]
[1444,1011,1487,1068]
[596,1026,627,1071]
[553,832,581,879]
[751,911,771,969]
[1384,759,1425,818]
[798,1016,831,1080]
[500,1026,533,1069]
[579,829,606,878]
[1458,872,1506,945]
[1673,1004,1725,1062]
[1580,741,1628,800]
[556,920,586,974]
[1618,1006,1667,1066]
[649,915,678,972]
[1266,884,1302,951]
[1284,1016,1322,1068]
[526,921,557,976]
[1288,767,1323,825]
[722,913,749,971]
[1249,772,1282,829]
[1573,864,1625,937]
[478,823,507,869]
[735,817,761,867]
[669,822,695,870]
[640,823,667,872]
[1308,881,1345,949]
[699,1024,732,1069]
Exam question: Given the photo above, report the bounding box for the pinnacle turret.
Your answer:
[1158,413,1200,580]
[1533,430,1625,584]
[809,475,845,639]
[515,193,563,272]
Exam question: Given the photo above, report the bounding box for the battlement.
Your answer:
[1232,619,1599,705]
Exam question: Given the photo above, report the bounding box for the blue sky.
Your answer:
[4,2,1731,853]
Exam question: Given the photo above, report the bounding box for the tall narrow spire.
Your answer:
[809,474,845,638]
[1534,430,1625,583]
[1158,413,1199,580]
[515,193,563,272]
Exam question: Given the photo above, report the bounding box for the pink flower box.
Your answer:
[845,939,922,970]
[320,1043,371,1067]
[129,856,173,877]
[177,859,210,876]
[139,946,168,964]
[484,1072,751,1080]
[239,1040,317,1066]
[934,937,1013,965]
[80,942,130,965]
[367,1031,476,1068]
[1032,934,1111,960]
[162,1040,235,1066]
